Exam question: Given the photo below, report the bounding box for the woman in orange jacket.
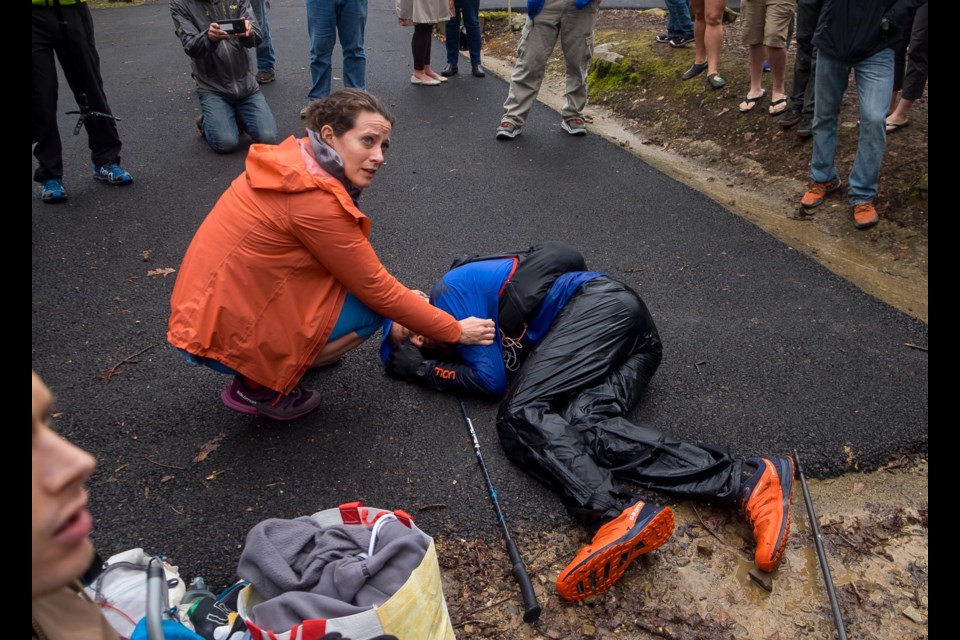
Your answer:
[168,89,495,420]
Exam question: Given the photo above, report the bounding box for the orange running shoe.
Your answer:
[852,202,880,229]
[800,178,842,209]
[741,456,795,572]
[556,500,674,601]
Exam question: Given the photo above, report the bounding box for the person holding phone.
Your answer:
[170,0,279,153]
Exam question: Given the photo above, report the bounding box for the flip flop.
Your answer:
[739,90,766,113]
[768,97,788,116]
[885,121,910,134]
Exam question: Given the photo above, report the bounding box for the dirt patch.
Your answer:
[437,455,928,639]
[478,8,928,323]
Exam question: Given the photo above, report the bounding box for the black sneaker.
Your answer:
[778,109,802,128]
[655,33,671,44]
[669,35,694,48]
[797,117,813,138]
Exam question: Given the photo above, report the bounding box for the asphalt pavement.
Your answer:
[31,0,926,591]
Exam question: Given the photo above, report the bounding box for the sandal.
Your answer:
[706,72,726,89]
[768,96,788,116]
[739,90,767,113]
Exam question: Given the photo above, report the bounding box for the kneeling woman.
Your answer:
[168,89,494,420]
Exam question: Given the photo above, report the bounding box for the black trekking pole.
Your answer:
[794,450,847,640]
[458,397,541,623]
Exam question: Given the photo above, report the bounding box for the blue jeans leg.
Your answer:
[665,0,694,39]
[306,0,366,100]
[810,51,848,185]
[235,90,279,144]
[251,0,276,73]
[197,90,241,154]
[306,0,336,100]
[338,0,367,90]
[848,48,894,204]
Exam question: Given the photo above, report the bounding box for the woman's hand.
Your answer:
[449,0,456,17]
[398,17,413,26]
[457,317,496,345]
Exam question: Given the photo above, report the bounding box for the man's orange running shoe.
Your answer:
[556,500,674,601]
[800,178,842,209]
[741,456,795,572]
[852,202,879,229]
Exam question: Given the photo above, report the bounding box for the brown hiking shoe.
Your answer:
[800,178,842,209]
[852,202,879,229]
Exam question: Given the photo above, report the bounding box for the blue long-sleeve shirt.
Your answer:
[420,260,603,396]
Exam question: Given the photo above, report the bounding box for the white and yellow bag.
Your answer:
[237,501,456,640]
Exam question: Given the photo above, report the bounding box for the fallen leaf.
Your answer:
[160,475,174,483]
[852,482,865,494]
[147,267,176,277]
[205,469,227,481]
[193,433,225,463]
[716,107,730,116]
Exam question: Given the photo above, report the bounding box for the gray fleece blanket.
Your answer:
[237,515,429,630]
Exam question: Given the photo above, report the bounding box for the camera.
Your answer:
[217,18,247,34]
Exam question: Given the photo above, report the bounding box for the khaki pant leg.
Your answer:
[501,0,565,125]
[558,1,599,120]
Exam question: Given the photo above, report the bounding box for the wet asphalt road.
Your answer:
[31,0,926,590]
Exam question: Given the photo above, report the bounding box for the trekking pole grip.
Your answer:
[511,555,541,623]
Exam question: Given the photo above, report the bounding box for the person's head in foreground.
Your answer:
[32,370,97,599]
[302,88,396,191]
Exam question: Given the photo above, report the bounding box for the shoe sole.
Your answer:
[496,129,520,140]
[756,457,794,571]
[801,183,841,209]
[557,506,674,601]
[41,196,68,203]
[94,174,133,186]
[853,213,880,230]
[561,122,587,136]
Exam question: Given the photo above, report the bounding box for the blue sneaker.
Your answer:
[92,163,133,185]
[40,179,68,203]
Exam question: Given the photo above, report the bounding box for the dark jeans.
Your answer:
[32,3,122,182]
[901,2,928,101]
[496,277,743,529]
[786,0,823,117]
[446,0,482,66]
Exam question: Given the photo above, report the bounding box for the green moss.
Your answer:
[589,30,713,100]
[588,58,642,99]
[480,11,511,22]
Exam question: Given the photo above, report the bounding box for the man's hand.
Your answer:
[457,317,496,346]
[385,343,427,381]
[239,19,253,37]
[207,23,231,41]
[449,0,456,17]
